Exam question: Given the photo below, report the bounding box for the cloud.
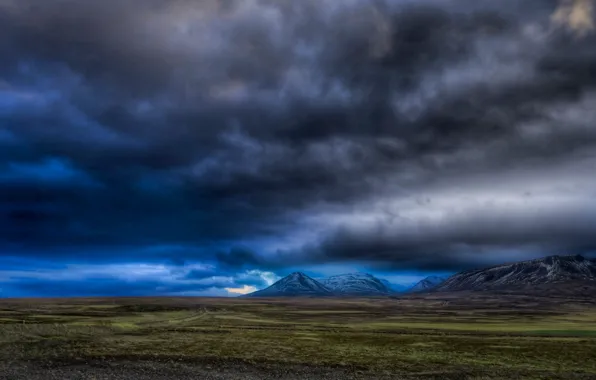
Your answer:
[286,159,596,270]
[552,0,595,36]
[0,157,99,188]
[185,267,218,280]
[0,0,596,279]
[0,260,278,297]
[225,285,257,295]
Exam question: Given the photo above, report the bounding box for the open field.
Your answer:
[1,293,596,379]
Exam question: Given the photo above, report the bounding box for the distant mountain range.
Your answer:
[436,254,596,292]
[245,272,442,297]
[245,272,392,297]
[408,276,448,293]
[244,255,596,297]
[319,273,391,296]
[246,272,333,297]
[380,279,411,293]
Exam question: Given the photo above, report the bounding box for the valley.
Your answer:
[1,293,596,379]
[2,255,596,379]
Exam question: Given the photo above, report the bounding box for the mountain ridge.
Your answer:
[407,275,447,293]
[436,254,596,292]
[244,272,334,297]
[245,255,596,297]
[319,273,391,296]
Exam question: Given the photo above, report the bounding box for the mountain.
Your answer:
[380,279,410,293]
[245,272,333,297]
[407,276,447,293]
[246,272,395,297]
[244,255,596,297]
[436,255,596,292]
[320,273,391,296]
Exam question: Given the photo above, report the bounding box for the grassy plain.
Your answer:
[1,292,596,379]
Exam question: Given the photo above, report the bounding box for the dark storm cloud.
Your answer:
[215,247,265,269]
[301,203,596,271]
[185,268,218,280]
[1,0,596,272]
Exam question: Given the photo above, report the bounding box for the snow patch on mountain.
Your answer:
[320,273,390,295]
[245,272,333,297]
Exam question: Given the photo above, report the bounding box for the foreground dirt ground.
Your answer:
[1,293,596,379]
[1,360,382,380]
[4,359,596,380]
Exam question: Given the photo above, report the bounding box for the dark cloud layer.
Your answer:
[1,0,596,275]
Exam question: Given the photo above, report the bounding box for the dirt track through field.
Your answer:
[135,310,210,326]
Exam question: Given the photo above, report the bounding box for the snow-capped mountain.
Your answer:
[407,276,447,293]
[436,255,596,292]
[320,273,391,296]
[246,272,395,297]
[245,272,333,297]
[244,255,596,297]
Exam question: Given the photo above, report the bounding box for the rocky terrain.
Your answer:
[436,255,596,292]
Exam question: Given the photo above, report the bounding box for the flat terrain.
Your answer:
[1,292,596,379]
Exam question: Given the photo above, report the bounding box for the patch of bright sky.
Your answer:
[552,0,595,37]
[225,285,257,295]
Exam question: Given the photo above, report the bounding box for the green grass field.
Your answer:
[1,295,595,379]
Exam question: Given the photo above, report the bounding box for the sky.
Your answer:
[1,0,596,297]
